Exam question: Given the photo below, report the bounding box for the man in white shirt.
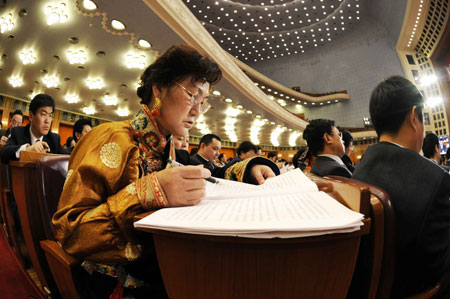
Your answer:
[302,118,351,178]
[1,94,69,164]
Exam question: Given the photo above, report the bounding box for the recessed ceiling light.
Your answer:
[44,2,69,25]
[125,53,147,69]
[66,49,87,64]
[138,39,151,49]
[225,98,232,103]
[82,0,97,10]
[111,19,125,30]
[212,90,221,96]
[117,107,129,117]
[82,106,96,115]
[103,95,118,106]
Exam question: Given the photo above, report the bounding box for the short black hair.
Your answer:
[422,133,439,158]
[218,153,225,160]
[190,147,199,156]
[370,76,424,137]
[73,118,92,142]
[303,119,335,156]
[341,130,354,148]
[11,109,23,118]
[267,152,277,159]
[29,94,55,115]
[65,136,74,147]
[199,134,221,147]
[237,141,257,156]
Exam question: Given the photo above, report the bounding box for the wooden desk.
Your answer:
[135,181,371,299]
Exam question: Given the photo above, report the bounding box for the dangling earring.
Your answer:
[151,97,161,117]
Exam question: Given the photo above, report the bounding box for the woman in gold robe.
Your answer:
[53,44,277,298]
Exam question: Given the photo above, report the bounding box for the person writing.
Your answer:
[53,44,276,298]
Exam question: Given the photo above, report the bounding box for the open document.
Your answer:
[134,169,364,238]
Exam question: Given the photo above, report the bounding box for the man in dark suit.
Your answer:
[341,129,355,173]
[303,119,351,178]
[422,132,450,172]
[190,133,222,173]
[1,94,69,164]
[0,109,23,145]
[353,76,450,298]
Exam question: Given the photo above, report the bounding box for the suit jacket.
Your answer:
[310,155,352,178]
[1,124,69,164]
[353,142,450,297]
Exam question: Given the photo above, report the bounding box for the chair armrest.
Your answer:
[40,240,80,269]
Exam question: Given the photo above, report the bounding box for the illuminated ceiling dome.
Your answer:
[185,0,362,62]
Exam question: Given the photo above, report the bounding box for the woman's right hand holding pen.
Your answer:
[156,165,211,207]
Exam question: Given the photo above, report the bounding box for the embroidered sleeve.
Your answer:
[225,156,280,183]
[52,123,160,264]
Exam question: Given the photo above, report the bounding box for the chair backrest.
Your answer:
[37,155,70,240]
[327,175,395,299]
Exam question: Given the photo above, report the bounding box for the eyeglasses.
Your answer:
[174,81,211,114]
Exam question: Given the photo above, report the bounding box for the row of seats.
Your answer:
[0,152,441,298]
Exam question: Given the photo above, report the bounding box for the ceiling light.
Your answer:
[66,49,87,64]
[65,94,80,103]
[225,98,232,103]
[137,39,151,49]
[425,96,443,108]
[82,106,96,115]
[42,74,60,88]
[103,95,118,106]
[247,110,252,114]
[117,107,129,117]
[19,49,37,65]
[44,2,69,26]
[226,107,240,117]
[270,127,285,147]
[420,74,437,86]
[86,78,104,89]
[236,104,243,109]
[111,19,125,30]
[82,0,97,10]
[212,90,221,96]
[8,75,23,87]
[125,53,147,69]
[0,13,15,33]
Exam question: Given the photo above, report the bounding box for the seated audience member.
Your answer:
[228,141,257,165]
[267,151,277,162]
[53,44,277,298]
[341,129,355,172]
[277,158,288,174]
[64,136,76,150]
[173,133,189,151]
[302,119,351,178]
[216,153,227,167]
[73,118,92,143]
[1,94,69,163]
[256,145,263,156]
[352,76,450,298]
[189,146,199,157]
[423,132,450,172]
[0,109,23,145]
[446,148,450,167]
[292,146,312,171]
[190,133,222,172]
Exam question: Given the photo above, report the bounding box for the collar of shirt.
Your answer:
[381,141,404,148]
[318,154,345,166]
[198,153,213,164]
[30,127,43,145]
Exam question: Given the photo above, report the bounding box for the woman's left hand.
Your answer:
[250,165,276,185]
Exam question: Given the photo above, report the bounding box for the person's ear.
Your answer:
[323,132,333,145]
[152,84,161,99]
[75,132,81,140]
[409,106,421,132]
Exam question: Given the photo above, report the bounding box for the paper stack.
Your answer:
[134,169,364,238]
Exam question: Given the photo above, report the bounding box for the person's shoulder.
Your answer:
[86,121,133,141]
[10,125,26,136]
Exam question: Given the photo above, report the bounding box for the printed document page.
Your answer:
[135,191,364,238]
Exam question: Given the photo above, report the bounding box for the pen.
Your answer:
[167,159,219,184]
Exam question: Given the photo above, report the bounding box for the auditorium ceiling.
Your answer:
[0,0,405,147]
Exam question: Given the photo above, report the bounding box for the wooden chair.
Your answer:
[327,176,440,299]
[135,176,372,299]
[36,155,83,299]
